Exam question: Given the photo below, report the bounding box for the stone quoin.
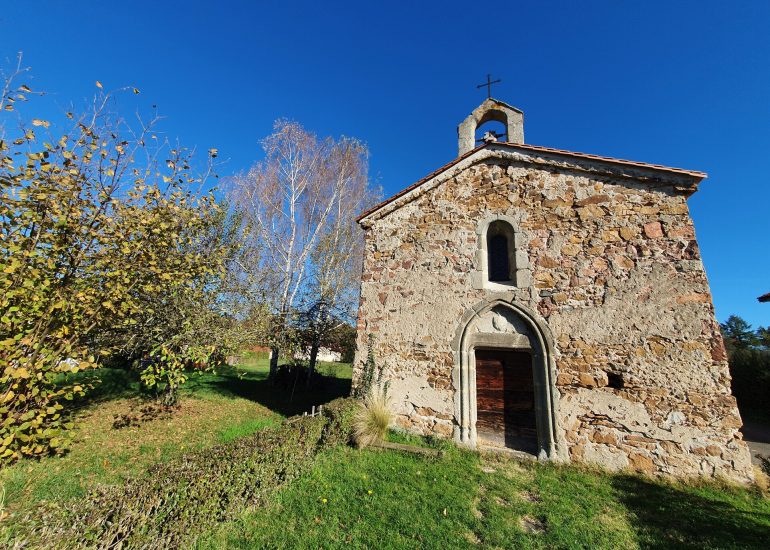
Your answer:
[352,97,753,482]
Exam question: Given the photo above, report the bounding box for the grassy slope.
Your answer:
[0,353,352,516]
[200,436,770,550]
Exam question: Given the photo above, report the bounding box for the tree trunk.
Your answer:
[306,334,320,388]
[269,346,280,382]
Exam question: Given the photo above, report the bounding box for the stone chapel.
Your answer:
[352,98,753,482]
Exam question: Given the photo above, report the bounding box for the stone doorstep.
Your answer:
[478,444,537,462]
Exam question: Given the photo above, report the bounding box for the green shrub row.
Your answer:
[10,397,359,549]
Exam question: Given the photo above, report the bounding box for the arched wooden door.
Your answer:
[475,348,537,454]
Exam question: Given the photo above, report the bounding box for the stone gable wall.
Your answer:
[354,158,753,482]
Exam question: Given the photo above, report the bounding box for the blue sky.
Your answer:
[2,1,769,328]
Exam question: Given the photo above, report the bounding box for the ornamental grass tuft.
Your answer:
[353,390,392,448]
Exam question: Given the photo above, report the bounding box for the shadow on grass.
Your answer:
[59,368,143,410]
[57,363,351,419]
[612,474,770,549]
[186,365,352,417]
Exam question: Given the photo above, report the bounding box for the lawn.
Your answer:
[199,434,770,550]
[3,356,770,549]
[0,352,352,517]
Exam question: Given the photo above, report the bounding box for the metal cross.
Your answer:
[476,74,501,98]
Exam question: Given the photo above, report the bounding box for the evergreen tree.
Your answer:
[720,315,759,352]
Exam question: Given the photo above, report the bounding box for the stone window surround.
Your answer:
[451,295,565,461]
[471,214,532,291]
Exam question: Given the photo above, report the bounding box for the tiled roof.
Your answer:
[356,141,707,222]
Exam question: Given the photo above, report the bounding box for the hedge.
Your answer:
[10,397,359,549]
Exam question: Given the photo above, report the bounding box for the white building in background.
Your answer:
[293,347,342,363]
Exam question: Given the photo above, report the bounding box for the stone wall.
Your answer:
[353,149,753,482]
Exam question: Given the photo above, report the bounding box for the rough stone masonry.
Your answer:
[353,98,753,482]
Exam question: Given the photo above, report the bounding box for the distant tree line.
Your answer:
[720,315,770,418]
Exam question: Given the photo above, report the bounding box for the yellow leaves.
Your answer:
[208,148,218,158]
[3,390,14,403]
[96,80,103,89]
[32,119,50,128]
[133,87,140,94]
[13,368,31,379]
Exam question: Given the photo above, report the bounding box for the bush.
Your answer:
[321,397,359,446]
[10,398,359,549]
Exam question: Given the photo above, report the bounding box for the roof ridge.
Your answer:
[356,142,706,223]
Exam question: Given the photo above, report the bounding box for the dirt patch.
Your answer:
[463,531,481,545]
[520,490,540,503]
[471,485,486,519]
[520,515,546,534]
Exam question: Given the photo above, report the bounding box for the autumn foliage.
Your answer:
[0,72,233,462]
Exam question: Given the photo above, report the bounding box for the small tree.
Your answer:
[0,66,228,461]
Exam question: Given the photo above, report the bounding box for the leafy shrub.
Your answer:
[353,390,392,448]
[352,333,389,399]
[0,70,238,462]
[11,397,359,549]
[321,396,359,446]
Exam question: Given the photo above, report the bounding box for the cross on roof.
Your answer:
[476,74,501,98]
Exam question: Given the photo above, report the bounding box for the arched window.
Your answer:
[486,220,515,283]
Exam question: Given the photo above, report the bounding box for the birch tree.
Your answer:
[302,144,375,383]
[230,120,371,380]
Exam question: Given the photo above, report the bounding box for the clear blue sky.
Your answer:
[2,1,768,328]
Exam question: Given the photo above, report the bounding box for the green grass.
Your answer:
[0,354,352,517]
[198,440,770,550]
[5,356,769,549]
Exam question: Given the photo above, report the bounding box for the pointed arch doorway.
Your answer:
[452,296,560,459]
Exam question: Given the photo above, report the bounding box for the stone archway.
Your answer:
[451,295,562,459]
